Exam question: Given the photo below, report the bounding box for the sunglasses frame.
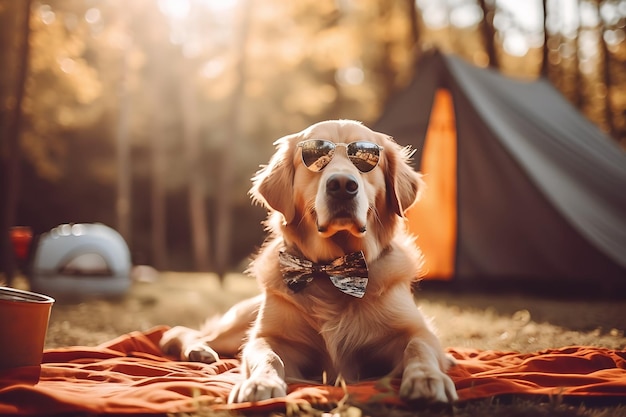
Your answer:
[296,139,384,173]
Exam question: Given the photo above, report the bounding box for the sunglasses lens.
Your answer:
[300,140,335,172]
[347,142,381,172]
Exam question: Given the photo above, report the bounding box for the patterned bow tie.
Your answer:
[278,250,369,298]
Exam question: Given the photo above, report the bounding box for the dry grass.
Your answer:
[21,271,626,417]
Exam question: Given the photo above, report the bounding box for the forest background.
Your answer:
[1,0,625,278]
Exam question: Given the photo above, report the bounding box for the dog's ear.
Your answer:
[384,138,424,217]
[249,135,296,223]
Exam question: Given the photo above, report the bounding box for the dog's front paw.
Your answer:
[160,326,219,364]
[183,341,219,364]
[228,374,287,403]
[399,363,458,403]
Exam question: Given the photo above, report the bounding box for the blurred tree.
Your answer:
[115,18,132,246]
[0,0,32,284]
[214,0,252,278]
[477,0,499,67]
[407,0,420,46]
[21,1,103,181]
[543,1,580,105]
[573,2,583,109]
[181,58,211,272]
[541,0,549,75]
[148,68,169,271]
[366,1,417,109]
[595,0,617,139]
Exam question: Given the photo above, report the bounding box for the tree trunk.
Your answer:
[116,35,132,247]
[540,0,550,76]
[572,0,582,108]
[0,0,32,285]
[477,0,498,68]
[376,2,397,100]
[149,81,168,270]
[181,61,211,272]
[214,0,252,279]
[596,0,616,139]
[406,0,420,50]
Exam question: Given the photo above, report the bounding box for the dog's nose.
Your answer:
[326,174,359,200]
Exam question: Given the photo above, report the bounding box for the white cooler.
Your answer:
[31,223,131,297]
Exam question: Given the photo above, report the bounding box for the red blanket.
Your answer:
[0,326,624,415]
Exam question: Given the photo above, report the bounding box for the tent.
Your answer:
[374,50,626,291]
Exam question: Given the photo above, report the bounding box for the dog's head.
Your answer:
[250,120,423,260]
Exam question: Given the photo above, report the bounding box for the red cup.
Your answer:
[0,287,54,370]
[10,226,33,261]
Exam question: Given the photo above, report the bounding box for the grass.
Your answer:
[169,396,626,417]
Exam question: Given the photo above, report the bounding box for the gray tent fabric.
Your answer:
[374,50,626,287]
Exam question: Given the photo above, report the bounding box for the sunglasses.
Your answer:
[297,139,383,173]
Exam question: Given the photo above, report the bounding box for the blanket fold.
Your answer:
[0,326,624,415]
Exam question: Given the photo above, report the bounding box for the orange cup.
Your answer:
[0,287,54,370]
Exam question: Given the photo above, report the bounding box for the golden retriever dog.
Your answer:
[160,120,458,404]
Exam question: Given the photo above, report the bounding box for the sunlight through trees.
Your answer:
[1,0,625,276]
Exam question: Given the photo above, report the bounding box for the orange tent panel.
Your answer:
[406,89,457,280]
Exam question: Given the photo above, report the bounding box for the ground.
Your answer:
[39,271,626,353]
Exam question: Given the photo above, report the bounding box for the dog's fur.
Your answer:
[160,120,458,403]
